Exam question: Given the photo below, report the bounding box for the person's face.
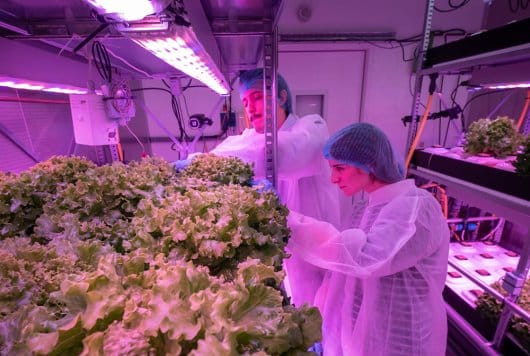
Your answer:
[242,89,266,133]
[242,88,286,134]
[328,159,371,196]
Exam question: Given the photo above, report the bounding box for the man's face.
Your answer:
[328,159,370,196]
[242,89,265,133]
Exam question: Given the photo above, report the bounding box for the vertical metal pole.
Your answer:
[406,0,435,154]
[109,144,120,162]
[94,146,107,165]
[263,24,278,188]
[492,228,530,348]
[522,102,530,135]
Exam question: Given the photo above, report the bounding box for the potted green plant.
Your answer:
[513,136,530,177]
[464,118,490,155]
[464,116,522,157]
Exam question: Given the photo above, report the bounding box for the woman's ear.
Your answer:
[278,89,288,106]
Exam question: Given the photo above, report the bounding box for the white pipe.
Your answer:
[446,302,500,356]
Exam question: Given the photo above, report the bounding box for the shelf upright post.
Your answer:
[109,144,121,162]
[405,0,435,155]
[263,22,278,188]
[94,146,107,165]
[492,227,530,349]
[522,104,530,135]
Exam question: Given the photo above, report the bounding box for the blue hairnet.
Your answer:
[323,122,405,183]
[238,68,292,114]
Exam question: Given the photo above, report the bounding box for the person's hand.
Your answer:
[172,158,193,171]
[251,178,276,193]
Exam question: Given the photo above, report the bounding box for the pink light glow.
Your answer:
[485,83,530,89]
[0,77,88,95]
[85,0,159,21]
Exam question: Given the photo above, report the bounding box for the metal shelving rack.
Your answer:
[198,0,284,187]
[408,4,530,353]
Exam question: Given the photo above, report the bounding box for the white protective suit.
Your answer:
[210,113,340,306]
[288,179,450,356]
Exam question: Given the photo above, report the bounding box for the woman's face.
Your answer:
[328,159,371,196]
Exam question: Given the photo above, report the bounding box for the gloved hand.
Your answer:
[172,158,193,171]
[308,342,323,355]
[250,178,276,193]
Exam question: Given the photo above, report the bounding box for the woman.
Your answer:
[288,122,449,356]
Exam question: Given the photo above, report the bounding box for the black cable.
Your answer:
[182,78,193,91]
[449,75,466,132]
[449,0,469,8]
[461,89,507,114]
[131,87,189,141]
[172,95,189,141]
[398,42,416,62]
[366,29,468,64]
[509,0,519,13]
[181,94,191,119]
[73,23,109,53]
[450,76,461,107]
[131,87,172,95]
[442,112,454,147]
[91,41,112,82]
[367,41,400,49]
[439,75,445,144]
[183,85,208,89]
[435,0,470,12]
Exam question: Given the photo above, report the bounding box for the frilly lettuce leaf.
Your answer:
[27,313,85,356]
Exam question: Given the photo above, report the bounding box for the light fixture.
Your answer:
[84,0,169,21]
[471,61,530,91]
[485,83,530,90]
[81,1,229,95]
[0,76,88,95]
[126,25,230,95]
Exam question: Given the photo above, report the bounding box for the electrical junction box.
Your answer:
[69,94,119,146]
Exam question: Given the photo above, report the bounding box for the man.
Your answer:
[288,122,449,356]
[207,68,341,306]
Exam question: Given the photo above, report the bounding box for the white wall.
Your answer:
[133,79,229,160]
[278,0,486,38]
[273,0,487,152]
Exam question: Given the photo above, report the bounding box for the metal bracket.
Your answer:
[502,272,525,295]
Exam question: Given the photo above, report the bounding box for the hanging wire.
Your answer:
[480,218,504,241]
[124,123,146,155]
[104,45,152,78]
[15,89,36,155]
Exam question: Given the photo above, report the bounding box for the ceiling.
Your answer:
[0,0,283,82]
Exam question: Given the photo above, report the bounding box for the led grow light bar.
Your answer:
[82,0,228,95]
[0,76,88,94]
[485,83,530,90]
[84,0,165,21]
[128,25,229,95]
